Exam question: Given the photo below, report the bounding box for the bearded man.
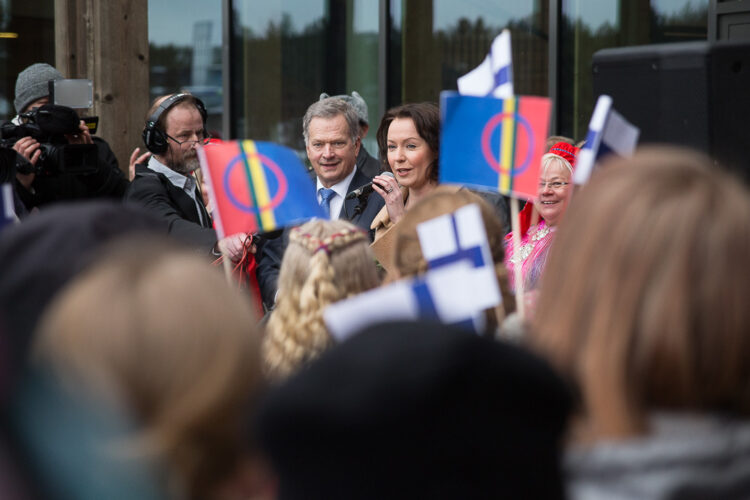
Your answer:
[125,93,246,259]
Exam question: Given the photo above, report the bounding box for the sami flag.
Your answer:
[440,91,551,200]
[198,140,324,236]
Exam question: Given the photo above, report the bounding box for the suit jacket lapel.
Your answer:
[196,195,212,228]
[167,183,204,226]
[137,166,212,228]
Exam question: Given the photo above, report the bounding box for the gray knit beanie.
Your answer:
[14,63,64,114]
[319,91,369,125]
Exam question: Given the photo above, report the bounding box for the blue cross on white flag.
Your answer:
[574,95,640,185]
[1,183,18,231]
[457,29,513,98]
[324,204,502,341]
[417,203,498,282]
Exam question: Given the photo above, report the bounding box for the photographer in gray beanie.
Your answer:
[319,91,381,178]
[5,62,128,214]
[13,63,63,114]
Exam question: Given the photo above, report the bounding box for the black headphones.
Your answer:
[142,93,208,155]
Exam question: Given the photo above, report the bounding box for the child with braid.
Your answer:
[262,219,381,380]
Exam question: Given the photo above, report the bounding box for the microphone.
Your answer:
[345,172,395,200]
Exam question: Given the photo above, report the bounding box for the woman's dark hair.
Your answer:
[376,102,440,182]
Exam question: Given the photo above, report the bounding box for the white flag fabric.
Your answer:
[457,29,513,98]
[324,204,501,341]
[574,95,640,184]
[1,183,17,231]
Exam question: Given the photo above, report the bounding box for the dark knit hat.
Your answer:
[14,63,63,114]
[320,91,369,125]
[256,320,572,500]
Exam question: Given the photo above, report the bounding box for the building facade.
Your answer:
[0,0,740,168]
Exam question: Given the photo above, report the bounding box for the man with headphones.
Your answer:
[125,93,246,259]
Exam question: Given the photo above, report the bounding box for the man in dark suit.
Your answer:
[125,93,246,260]
[256,97,384,310]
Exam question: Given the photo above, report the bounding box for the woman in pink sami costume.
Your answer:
[505,142,579,293]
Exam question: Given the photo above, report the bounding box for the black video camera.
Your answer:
[0,104,98,176]
[0,145,21,184]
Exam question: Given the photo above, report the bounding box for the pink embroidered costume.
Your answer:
[505,217,555,291]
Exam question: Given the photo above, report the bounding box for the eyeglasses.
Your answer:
[538,181,570,190]
[166,131,211,147]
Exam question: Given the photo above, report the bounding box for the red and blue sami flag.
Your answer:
[440,91,551,200]
[198,140,324,236]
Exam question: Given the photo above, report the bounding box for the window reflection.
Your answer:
[148,1,223,136]
[559,0,708,139]
[652,0,708,41]
[231,0,380,159]
[0,0,54,122]
[392,0,548,104]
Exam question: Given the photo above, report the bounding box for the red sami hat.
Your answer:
[515,142,580,238]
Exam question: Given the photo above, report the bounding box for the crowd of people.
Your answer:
[1,61,750,500]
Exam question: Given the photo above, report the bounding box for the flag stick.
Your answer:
[510,197,525,320]
[220,248,234,284]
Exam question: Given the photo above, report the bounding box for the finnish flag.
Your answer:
[324,204,502,341]
[1,183,17,231]
[574,95,640,185]
[457,29,513,98]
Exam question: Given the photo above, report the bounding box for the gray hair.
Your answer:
[303,98,360,145]
[319,91,369,126]
[541,153,573,176]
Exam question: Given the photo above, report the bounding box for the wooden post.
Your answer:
[403,0,441,102]
[509,198,525,320]
[55,0,150,174]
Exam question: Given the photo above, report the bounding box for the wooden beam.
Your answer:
[55,0,149,174]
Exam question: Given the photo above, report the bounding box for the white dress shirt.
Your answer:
[316,166,357,220]
[147,157,207,226]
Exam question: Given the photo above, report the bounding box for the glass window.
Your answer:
[230,0,380,158]
[148,1,224,136]
[558,0,708,139]
[389,0,549,104]
[0,0,55,122]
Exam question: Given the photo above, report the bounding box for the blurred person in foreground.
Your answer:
[531,146,750,499]
[257,320,572,499]
[32,237,268,500]
[0,202,164,396]
[389,188,515,332]
[261,219,380,380]
[504,141,579,294]
[0,202,166,499]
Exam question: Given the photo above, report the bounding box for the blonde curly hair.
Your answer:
[262,219,380,379]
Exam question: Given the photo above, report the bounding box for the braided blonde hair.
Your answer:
[262,219,380,379]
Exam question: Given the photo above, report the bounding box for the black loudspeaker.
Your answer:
[142,93,207,155]
[592,40,750,181]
